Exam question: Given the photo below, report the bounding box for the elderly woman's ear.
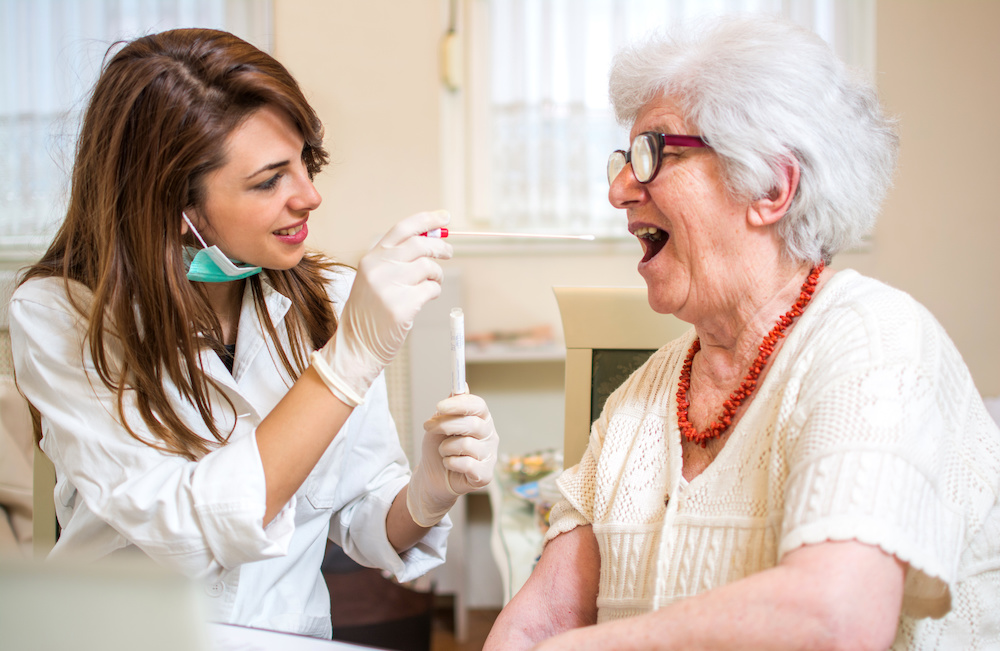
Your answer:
[748,157,800,227]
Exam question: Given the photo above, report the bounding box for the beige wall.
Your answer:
[870,0,1000,395]
[273,0,446,263]
[275,0,1000,396]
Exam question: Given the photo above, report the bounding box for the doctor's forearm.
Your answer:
[255,366,354,524]
[386,485,432,552]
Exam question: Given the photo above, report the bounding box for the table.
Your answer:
[210,623,375,650]
[0,554,383,651]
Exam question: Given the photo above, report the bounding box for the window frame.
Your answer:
[0,0,274,265]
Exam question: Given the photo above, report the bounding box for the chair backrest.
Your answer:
[0,324,57,559]
[555,286,689,467]
[2,274,59,558]
[0,374,35,557]
[32,443,57,557]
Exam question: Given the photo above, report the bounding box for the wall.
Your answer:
[867,0,1000,395]
[273,0,447,264]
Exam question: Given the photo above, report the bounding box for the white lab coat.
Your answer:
[8,270,449,638]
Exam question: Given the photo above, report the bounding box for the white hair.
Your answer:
[609,14,899,263]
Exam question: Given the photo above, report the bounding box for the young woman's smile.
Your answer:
[273,220,309,245]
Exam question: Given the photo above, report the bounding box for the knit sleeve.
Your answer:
[545,343,681,546]
[780,361,966,619]
[545,422,603,544]
[545,367,634,545]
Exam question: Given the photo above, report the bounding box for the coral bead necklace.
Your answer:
[676,262,824,448]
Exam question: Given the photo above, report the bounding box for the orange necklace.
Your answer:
[676,263,824,448]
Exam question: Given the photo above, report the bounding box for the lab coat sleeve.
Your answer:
[320,373,450,583]
[313,266,449,582]
[9,281,292,578]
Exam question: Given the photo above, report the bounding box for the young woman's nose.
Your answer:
[291,173,322,212]
[608,163,648,210]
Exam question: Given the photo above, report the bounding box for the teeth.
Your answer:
[275,224,303,236]
[634,226,665,241]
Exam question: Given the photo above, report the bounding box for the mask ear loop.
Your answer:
[182,212,209,249]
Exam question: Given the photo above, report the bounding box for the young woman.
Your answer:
[10,28,498,638]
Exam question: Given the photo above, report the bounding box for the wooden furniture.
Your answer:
[554,286,689,467]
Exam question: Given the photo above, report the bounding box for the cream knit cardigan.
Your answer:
[548,270,1000,650]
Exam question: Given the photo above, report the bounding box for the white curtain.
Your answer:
[478,0,875,237]
[0,0,273,252]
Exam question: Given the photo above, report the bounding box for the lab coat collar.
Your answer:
[197,276,293,418]
[231,276,292,380]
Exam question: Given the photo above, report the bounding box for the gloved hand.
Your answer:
[311,210,452,406]
[407,392,500,528]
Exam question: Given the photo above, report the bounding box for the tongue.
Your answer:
[641,235,668,263]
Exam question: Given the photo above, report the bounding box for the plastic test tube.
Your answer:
[450,307,466,396]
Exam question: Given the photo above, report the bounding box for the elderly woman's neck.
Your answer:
[695,258,824,381]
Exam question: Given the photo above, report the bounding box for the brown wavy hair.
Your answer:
[20,28,342,460]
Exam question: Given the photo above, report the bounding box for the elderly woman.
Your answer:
[485,15,1000,651]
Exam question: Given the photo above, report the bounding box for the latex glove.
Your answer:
[407,392,499,528]
[311,211,452,406]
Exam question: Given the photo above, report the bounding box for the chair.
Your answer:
[32,441,57,557]
[1,273,57,558]
[323,540,435,651]
[554,287,689,467]
[0,375,36,557]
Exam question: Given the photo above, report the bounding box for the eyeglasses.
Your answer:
[607,132,710,185]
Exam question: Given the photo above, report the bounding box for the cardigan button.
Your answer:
[206,581,224,598]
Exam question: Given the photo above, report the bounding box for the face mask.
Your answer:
[182,212,262,283]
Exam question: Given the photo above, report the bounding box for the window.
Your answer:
[0,0,273,261]
[456,0,875,240]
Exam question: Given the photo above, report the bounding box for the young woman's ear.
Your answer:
[181,209,200,236]
[747,157,799,227]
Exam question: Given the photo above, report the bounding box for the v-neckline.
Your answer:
[668,268,847,494]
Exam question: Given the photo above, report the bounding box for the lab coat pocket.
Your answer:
[56,481,77,510]
[303,433,350,510]
[302,375,404,513]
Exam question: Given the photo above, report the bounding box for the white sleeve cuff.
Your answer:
[310,351,365,407]
[192,432,295,569]
[333,476,450,583]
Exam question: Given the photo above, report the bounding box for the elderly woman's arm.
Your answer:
[529,538,905,651]
[483,525,601,650]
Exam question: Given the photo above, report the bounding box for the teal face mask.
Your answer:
[182,212,262,283]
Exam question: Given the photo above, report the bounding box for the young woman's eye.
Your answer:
[255,173,283,191]
[301,150,315,180]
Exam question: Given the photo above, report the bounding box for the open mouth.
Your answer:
[633,226,668,263]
